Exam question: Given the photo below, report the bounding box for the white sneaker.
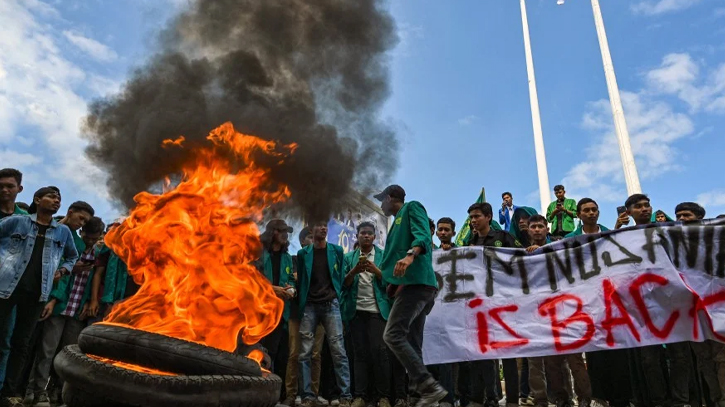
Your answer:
[330,399,340,406]
[296,397,302,406]
[317,397,330,406]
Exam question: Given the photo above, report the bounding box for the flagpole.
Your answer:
[589,0,642,195]
[520,0,552,214]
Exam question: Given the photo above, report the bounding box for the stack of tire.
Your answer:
[54,324,281,407]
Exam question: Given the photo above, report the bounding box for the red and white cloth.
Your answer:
[61,249,95,317]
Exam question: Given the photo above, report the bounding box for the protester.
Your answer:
[671,202,724,407]
[0,187,79,407]
[257,219,296,402]
[341,222,397,407]
[509,206,538,248]
[0,169,26,220]
[24,217,104,406]
[375,185,446,407]
[285,227,327,407]
[565,198,609,237]
[435,218,456,250]
[427,218,455,407]
[296,221,351,407]
[546,185,577,238]
[564,198,629,407]
[528,216,592,407]
[465,202,520,407]
[0,169,27,389]
[674,202,706,222]
[56,201,95,251]
[619,194,670,407]
[498,192,518,232]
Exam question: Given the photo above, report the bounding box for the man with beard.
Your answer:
[0,187,78,407]
[257,219,296,402]
[375,185,446,407]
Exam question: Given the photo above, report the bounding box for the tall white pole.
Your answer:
[590,0,642,195]
[520,0,552,214]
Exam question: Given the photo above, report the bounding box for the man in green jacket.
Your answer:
[257,219,296,402]
[296,221,351,407]
[546,185,577,238]
[375,185,447,407]
[341,221,397,407]
[564,198,610,238]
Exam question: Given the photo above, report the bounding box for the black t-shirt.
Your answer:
[307,247,336,303]
[469,229,521,249]
[16,224,49,297]
[0,210,13,220]
[270,250,282,286]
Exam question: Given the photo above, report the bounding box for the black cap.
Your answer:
[265,219,293,233]
[28,186,61,214]
[373,185,406,202]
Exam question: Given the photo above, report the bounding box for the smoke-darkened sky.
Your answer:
[84,0,399,221]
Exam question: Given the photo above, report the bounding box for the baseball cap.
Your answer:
[265,219,293,233]
[28,186,61,214]
[373,185,406,202]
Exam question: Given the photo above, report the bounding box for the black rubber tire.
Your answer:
[55,345,281,407]
[77,324,261,377]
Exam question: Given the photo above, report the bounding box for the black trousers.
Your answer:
[428,364,454,404]
[261,323,289,400]
[350,311,392,400]
[0,290,44,397]
[587,350,631,406]
[467,359,518,404]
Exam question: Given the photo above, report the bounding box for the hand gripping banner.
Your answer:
[422,219,725,364]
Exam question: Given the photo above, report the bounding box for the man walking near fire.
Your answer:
[296,220,351,407]
[375,185,447,407]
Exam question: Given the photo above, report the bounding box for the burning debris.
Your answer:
[56,123,292,406]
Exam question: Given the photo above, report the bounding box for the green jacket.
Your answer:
[12,205,28,216]
[380,201,437,288]
[341,247,391,321]
[296,243,345,315]
[260,249,296,322]
[50,239,93,318]
[565,224,610,238]
[546,198,578,234]
[98,246,131,304]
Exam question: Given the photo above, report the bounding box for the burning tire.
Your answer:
[55,345,281,407]
[77,324,262,377]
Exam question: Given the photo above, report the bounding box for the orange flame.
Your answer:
[102,122,293,353]
[88,354,177,376]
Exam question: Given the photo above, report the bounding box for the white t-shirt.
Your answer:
[356,247,379,313]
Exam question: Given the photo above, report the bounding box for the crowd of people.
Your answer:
[0,166,723,407]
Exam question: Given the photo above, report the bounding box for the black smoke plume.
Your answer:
[84,0,399,222]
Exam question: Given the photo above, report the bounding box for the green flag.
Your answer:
[455,191,502,247]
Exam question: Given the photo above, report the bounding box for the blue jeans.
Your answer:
[0,308,16,389]
[299,299,351,400]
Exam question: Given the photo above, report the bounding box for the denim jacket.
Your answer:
[0,214,78,302]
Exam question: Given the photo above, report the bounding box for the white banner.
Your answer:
[422,220,725,364]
